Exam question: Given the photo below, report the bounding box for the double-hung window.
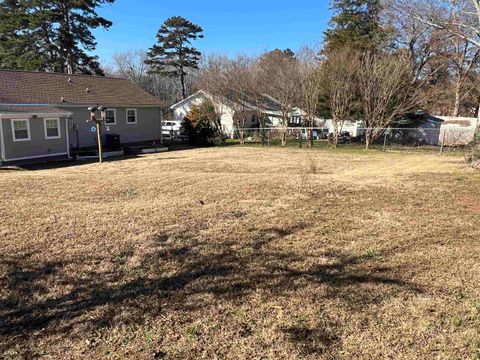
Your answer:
[12,119,31,141]
[44,118,61,139]
[105,109,116,124]
[126,109,137,124]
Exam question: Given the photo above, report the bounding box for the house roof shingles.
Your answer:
[172,90,284,115]
[0,70,164,107]
[442,120,472,127]
[0,105,70,114]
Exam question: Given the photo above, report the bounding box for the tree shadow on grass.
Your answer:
[282,324,340,356]
[0,225,424,356]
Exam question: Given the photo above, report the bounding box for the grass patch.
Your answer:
[1,146,479,359]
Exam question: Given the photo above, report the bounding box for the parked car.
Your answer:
[320,128,329,139]
[339,131,351,143]
[161,120,185,139]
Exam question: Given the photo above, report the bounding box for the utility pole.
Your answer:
[87,106,106,163]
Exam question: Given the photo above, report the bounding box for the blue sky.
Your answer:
[93,0,332,66]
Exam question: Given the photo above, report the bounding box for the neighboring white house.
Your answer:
[171,91,480,145]
[171,91,235,137]
[170,90,291,138]
[437,116,479,145]
[317,115,479,145]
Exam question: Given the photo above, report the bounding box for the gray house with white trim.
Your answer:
[0,70,164,164]
[0,105,72,163]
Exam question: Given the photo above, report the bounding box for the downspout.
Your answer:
[0,117,5,165]
[476,105,480,137]
[65,116,71,159]
[160,107,163,146]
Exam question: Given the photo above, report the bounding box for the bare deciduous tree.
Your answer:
[317,49,359,147]
[257,50,303,146]
[358,51,420,149]
[111,49,199,104]
[450,40,480,116]
[391,0,480,116]
[385,0,448,84]
[398,0,480,48]
[112,50,151,86]
[196,54,262,143]
[297,47,323,147]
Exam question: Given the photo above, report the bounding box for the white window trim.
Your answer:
[11,119,31,142]
[44,118,61,139]
[126,108,137,124]
[105,108,117,125]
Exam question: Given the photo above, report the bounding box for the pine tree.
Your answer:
[324,0,386,51]
[145,16,204,99]
[53,0,114,74]
[0,0,114,75]
[0,0,42,70]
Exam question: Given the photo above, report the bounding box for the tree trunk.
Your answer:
[365,128,372,150]
[475,99,480,142]
[260,118,266,146]
[180,70,186,100]
[281,130,287,147]
[61,1,74,74]
[452,78,462,117]
[240,118,246,145]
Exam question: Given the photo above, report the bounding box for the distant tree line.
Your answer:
[3,0,480,128]
[0,0,115,75]
[108,16,204,104]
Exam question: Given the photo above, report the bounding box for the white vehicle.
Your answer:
[161,120,185,138]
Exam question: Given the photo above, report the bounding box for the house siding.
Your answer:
[1,117,68,162]
[171,93,237,138]
[63,106,163,148]
[437,116,479,145]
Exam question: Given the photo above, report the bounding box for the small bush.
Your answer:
[183,101,223,146]
[462,133,480,170]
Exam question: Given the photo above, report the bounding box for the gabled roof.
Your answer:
[170,90,214,109]
[0,70,164,107]
[223,91,283,113]
[171,90,283,115]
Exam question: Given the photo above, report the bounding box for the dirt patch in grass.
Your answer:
[462,194,480,213]
[1,147,479,359]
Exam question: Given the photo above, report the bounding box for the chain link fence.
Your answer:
[159,123,479,167]
[229,126,479,153]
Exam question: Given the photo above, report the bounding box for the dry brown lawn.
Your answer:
[1,146,479,359]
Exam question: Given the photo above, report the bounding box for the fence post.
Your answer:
[472,118,479,166]
[440,129,446,155]
[383,131,388,152]
[267,128,270,147]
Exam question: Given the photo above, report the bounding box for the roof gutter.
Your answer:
[0,112,73,119]
[0,103,52,106]
[0,103,167,109]
[0,117,5,163]
[52,103,167,109]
